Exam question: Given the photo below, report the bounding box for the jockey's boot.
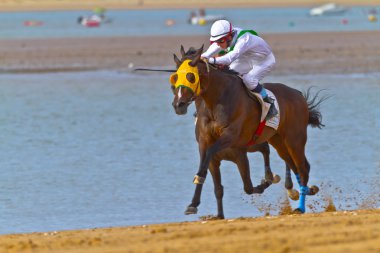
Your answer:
[252,84,278,121]
[263,96,278,121]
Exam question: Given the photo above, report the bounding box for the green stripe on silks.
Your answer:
[219,30,259,55]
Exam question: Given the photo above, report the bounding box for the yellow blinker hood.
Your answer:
[170,60,200,96]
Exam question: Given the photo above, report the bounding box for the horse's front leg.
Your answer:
[209,159,224,219]
[186,140,208,215]
[193,135,233,185]
[184,184,204,215]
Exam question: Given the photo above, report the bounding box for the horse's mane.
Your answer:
[184,47,259,103]
[185,48,240,76]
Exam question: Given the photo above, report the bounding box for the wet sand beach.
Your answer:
[1,31,380,75]
[0,209,379,253]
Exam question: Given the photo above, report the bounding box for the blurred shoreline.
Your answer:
[0,0,378,12]
[0,31,379,75]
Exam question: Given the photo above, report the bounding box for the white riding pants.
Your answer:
[230,53,276,90]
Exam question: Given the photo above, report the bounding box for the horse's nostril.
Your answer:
[177,101,186,108]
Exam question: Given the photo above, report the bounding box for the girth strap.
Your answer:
[246,120,266,146]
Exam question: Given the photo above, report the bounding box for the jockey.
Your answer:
[201,19,277,120]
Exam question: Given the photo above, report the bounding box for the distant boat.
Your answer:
[309,3,348,16]
[24,20,43,27]
[190,15,225,25]
[77,15,102,27]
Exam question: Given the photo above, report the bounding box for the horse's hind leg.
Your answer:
[268,135,299,200]
[251,142,280,184]
[285,164,293,189]
[285,163,299,201]
[284,134,319,213]
[235,150,271,195]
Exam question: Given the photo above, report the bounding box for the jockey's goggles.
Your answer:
[216,37,228,44]
[212,31,235,45]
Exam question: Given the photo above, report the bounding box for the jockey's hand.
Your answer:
[217,64,229,70]
[205,57,216,64]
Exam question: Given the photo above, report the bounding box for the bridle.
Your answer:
[189,58,211,102]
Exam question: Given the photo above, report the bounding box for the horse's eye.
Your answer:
[170,73,178,85]
[186,73,195,83]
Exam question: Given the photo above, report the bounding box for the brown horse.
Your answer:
[170,46,326,215]
[185,97,282,218]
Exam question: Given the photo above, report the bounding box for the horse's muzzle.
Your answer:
[172,101,188,115]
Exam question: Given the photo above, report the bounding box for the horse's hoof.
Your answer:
[200,215,224,220]
[193,175,205,184]
[185,206,198,215]
[292,208,305,214]
[309,185,319,195]
[285,180,293,190]
[252,185,265,194]
[287,189,299,201]
[272,174,281,184]
[244,186,254,195]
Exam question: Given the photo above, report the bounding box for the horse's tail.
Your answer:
[303,87,330,129]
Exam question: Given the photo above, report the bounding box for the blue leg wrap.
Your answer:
[300,185,310,195]
[298,194,306,213]
[297,185,310,213]
[295,173,301,186]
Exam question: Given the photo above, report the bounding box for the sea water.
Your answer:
[0,70,379,234]
[0,6,379,39]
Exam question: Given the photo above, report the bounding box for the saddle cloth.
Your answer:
[249,88,280,130]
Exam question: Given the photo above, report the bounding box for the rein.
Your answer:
[192,59,211,101]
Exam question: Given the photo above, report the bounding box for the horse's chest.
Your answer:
[207,121,224,137]
[199,105,228,139]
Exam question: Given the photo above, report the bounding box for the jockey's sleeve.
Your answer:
[214,34,251,65]
[201,43,221,58]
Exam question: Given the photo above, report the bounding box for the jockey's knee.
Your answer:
[242,75,259,90]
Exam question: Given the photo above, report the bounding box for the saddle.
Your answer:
[245,85,280,130]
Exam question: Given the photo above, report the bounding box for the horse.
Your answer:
[170,45,326,215]
[185,97,282,218]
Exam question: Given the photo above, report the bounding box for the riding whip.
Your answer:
[134,68,176,73]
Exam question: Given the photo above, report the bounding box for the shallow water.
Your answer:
[0,6,379,39]
[0,70,379,234]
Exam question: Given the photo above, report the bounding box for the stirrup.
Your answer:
[263,96,274,104]
[265,103,278,121]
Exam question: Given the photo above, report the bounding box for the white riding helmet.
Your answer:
[210,20,233,42]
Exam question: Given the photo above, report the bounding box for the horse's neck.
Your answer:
[201,71,243,111]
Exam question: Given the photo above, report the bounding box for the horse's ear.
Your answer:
[198,44,204,53]
[188,45,204,67]
[173,53,181,67]
[180,45,186,58]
